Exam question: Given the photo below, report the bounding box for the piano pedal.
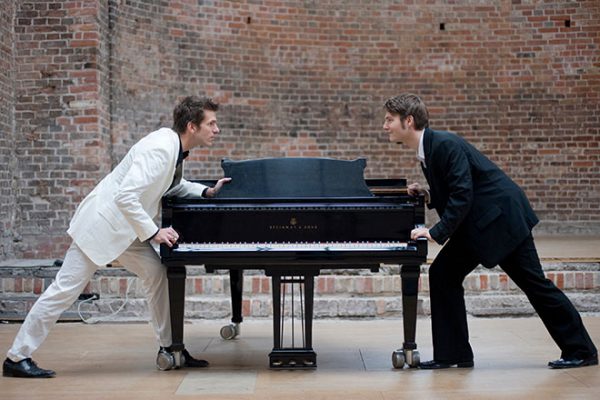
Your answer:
[220,323,240,340]
[269,349,317,369]
[302,359,315,367]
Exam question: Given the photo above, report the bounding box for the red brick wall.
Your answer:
[1,0,17,259]
[1,0,599,260]
[110,0,600,233]
[6,0,112,259]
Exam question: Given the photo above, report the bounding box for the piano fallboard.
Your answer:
[161,196,423,250]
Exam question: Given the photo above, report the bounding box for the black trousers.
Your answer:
[428,234,597,362]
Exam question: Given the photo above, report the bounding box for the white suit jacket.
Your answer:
[67,128,207,266]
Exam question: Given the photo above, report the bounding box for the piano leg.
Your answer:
[165,265,186,369]
[272,274,282,351]
[220,269,243,340]
[392,264,421,369]
[304,275,314,352]
[268,273,317,369]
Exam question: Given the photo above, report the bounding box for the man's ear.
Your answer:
[183,121,195,135]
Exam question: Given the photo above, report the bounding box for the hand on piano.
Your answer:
[407,182,430,204]
[411,226,432,241]
[205,177,232,198]
[151,227,180,247]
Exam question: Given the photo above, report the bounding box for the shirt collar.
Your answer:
[417,129,426,162]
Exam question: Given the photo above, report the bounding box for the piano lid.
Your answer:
[216,157,373,198]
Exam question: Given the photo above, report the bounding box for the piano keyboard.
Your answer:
[174,242,409,252]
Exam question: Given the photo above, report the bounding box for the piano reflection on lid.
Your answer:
[160,157,427,370]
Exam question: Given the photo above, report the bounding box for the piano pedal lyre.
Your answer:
[268,274,317,369]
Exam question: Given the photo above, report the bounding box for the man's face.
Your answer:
[190,110,219,148]
[383,111,410,144]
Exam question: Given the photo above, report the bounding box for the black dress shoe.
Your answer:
[419,359,474,370]
[3,358,56,378]
[182,349,209,368]
[548,354,598,369]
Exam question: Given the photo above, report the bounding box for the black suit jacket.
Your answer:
[421,128,539,267]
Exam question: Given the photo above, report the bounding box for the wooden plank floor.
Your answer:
[1,317,599,399]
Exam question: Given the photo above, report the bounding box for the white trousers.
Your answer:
[7,240,172,362]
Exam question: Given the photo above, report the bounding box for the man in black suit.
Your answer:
[383,93,597,369]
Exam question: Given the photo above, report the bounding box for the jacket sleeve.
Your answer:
[428,139,474,244]
[113,146,172,242]
[165,177,208,198]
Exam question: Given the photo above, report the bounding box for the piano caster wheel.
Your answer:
[392,350,406,369]
[392,349,420,369]
[220,323,240,340]
[411,351,420,367]
[407,350,420,368]
[156,349,176,371]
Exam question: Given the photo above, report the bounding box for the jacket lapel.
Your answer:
[421,128,433,183]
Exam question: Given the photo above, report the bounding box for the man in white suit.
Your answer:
[3,96,231,378]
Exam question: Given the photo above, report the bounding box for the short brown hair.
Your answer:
[172,96,219,134]
[384,93,429,130]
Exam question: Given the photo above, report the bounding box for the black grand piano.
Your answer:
[159,157,427,369]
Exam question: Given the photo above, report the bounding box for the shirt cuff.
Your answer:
[147,228,160,241]
[429,223,448,245]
